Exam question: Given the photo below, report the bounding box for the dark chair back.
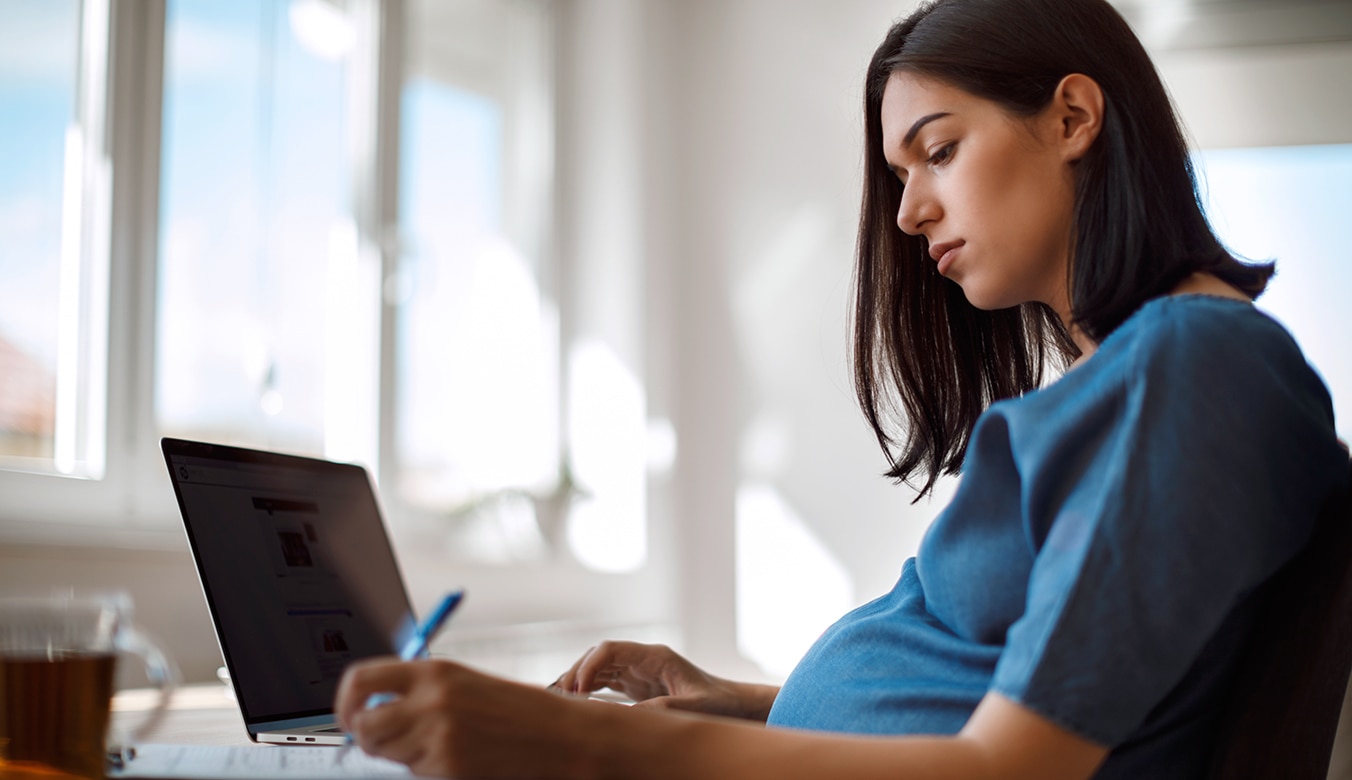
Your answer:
[1207,461,1352,779]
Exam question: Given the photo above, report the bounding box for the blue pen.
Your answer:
[341,590,465,749]
[397,590,465,661]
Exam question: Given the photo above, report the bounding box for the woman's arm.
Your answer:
[335,658,1107,780]
[635,693,1108,780]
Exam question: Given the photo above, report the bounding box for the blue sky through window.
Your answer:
[156,0,350,451]
[0,0,79,370]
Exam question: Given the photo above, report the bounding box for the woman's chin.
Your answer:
[950,275,1034,312]
[956,284,1009,312]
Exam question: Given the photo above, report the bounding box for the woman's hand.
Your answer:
[551,641,779,721]
[335,657,608,778]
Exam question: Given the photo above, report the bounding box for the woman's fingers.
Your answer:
[550,641,705,704]
[554,641,628,694]
[549,644,595,694]
[340,660,465,772]
[334,656,415,729]
[348,692,420,755]
[351,700,437,776]
[576,641,657,696]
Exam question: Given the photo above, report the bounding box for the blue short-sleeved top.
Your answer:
[767,295,1349,778]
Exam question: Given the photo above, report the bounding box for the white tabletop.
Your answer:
[114,683,253,746]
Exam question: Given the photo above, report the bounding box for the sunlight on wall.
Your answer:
[398,235,558,505]
[322,218,378,468]
[566,341,647,573]
[1194,144,1352,441]
[741,412,790,478]
[645,416,677,477]
[736,483,853,679]
[730,202,835,396]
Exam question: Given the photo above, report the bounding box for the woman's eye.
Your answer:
[927,143,956,166]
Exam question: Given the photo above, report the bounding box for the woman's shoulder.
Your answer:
[1104,293,1336,430]
[1100,294,1307,382]
[1116,293,1283,349]
[992,292,1336,444]
[1003,292,1332,430]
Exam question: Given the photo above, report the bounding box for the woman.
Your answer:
[336,0,1349,777]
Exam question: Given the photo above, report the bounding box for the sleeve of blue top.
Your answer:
[989,301,1347,746]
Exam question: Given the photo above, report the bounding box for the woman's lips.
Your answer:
[929,240,964,275]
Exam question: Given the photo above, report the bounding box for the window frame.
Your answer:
[0,0,169,543]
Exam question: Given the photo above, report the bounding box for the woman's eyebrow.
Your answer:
[902,112,952,148]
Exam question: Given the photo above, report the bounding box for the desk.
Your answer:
[113,684,252,746]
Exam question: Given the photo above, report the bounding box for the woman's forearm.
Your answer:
[582,693,1106,780]
[721,680,780,721]
[593,706,981,780]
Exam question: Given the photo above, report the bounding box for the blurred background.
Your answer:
[0,0,1349,726]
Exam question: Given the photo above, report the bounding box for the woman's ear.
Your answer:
[1051,73,1104,163]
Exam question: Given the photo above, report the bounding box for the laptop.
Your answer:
[160,437,420,747]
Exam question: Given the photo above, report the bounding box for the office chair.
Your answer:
[1206,460,1352,780]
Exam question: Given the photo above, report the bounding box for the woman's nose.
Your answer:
[896,184,939,236]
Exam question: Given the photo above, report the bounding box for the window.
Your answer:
[0,0,109,479]
[1194,144,1352,442]
[0,0,568,552]
[391,0,648,572]
[391,0,561,560]
[157,0,372,459]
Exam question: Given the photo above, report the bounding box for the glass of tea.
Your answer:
[0,592,177,780]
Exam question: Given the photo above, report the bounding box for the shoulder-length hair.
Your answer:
[855,0,1273,498]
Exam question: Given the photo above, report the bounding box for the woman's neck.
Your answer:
[1169,272,1251,302]
[1061,273,1250,371]
[1068,329,1096,370]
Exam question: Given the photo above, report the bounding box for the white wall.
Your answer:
[658,0,938,678]
[1159,42,1352,149]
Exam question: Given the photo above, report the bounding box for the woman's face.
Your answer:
[880,71,1078,314]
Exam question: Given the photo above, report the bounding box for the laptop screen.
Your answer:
[162,438,414,726]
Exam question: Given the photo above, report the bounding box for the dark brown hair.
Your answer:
[854,0,1273,498]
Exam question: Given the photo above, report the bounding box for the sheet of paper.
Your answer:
[111,743,411,779]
